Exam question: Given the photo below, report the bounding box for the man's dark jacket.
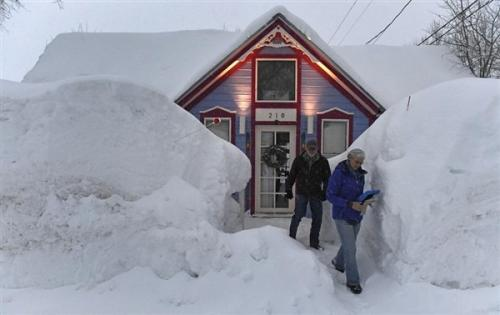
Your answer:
[285,152,331,199]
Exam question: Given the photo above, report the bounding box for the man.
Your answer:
[285,138,331,250]
[326,148,374,295]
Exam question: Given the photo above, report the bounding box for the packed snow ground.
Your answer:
[1,77,500,314]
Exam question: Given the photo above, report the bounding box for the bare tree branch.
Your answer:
[421,0,500,78]
[0,0,21,26]
[1,0,63,27]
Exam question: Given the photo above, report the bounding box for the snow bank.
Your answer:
[0,77,250,288]
[328,78,500,289]
[331,45,471,107]
[1,227,344,314]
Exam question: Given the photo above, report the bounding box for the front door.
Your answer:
[255,125,296,215]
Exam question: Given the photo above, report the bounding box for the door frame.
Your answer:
[254,124,297,215]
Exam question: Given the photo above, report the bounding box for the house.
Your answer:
[23,6,471,215]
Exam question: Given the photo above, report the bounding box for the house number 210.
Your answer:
[268,112,286,119]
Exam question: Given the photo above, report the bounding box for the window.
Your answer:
[322,120,348,158]
[256,59,296,102]
[200,106,236,143]
[205,118,231,142]
[317,108,353,158]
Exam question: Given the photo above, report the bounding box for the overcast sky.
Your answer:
[1,0,445,82]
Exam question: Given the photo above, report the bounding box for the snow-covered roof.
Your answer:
[23,6,471,108]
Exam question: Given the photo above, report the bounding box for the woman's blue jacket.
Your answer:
[326,160,367,223]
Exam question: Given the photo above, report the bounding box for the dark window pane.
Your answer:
[276,132,290,146]
[275,178,286,192]
[275,194,289,208]
[257,60,296,101]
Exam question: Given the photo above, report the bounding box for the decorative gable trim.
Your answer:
[200,106,237,114]
[176,13,384,119]
[317,107,354,116]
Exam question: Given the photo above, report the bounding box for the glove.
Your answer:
[285,190,294,199]
[349,201,368,213]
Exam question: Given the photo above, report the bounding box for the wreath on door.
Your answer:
[263,145,289,169]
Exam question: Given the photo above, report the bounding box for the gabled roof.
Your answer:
[23,6,471,109]
[174,10,384,117]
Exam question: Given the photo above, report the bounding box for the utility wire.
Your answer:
[365,0,413,45]
[327,0,359,45]
[418,0,492,45]
[427,0,494,45]
[338,0,374,45]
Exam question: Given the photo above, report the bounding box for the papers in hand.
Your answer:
[357,190,380,205]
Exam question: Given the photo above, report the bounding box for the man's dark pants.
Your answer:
[289,194,323,247]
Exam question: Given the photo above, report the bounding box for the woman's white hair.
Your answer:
[347,148,365,160]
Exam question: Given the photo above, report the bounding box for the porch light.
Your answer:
[235,94,250,112]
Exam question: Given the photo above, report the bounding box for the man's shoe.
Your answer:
[310,244,324,251]
[331,259,345,273]
[346,283,362,294]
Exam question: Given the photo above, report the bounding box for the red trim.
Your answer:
[181,20,284,110]
[255,121,297,125]
[250,57,256,214]
[303,56,376,121]
[177,17,383,117]
[276,20,381,115]
[176,14,386,214]
[250,50,302,214]
[317,109,354,156]
[200,107,236,144]
[296,54,302,176]
[256,53,298,58]
[185,56,250,112]
[254,57,299,106]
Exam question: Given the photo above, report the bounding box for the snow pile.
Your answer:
[331,45,471,106]
[0,77,251,288]
[329,78,500,289]
[1,227,342,314]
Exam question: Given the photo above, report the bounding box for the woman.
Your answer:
[326,148,372,294]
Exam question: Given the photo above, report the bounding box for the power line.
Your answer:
[338,0,374,45]
[327,0,359,45]
[427,0,495,45]
[365,0,413,45]
[418,0,493,46]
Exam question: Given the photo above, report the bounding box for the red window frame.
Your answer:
[317,108,353,157]
[200,106,236,144]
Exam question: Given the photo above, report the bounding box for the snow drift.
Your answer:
[0,77,251,288]
[0,78,345,314]
[328,78,500,289]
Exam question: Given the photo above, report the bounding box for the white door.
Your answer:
[255,125,296,214]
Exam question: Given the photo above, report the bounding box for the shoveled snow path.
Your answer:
[247,216,500,315]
